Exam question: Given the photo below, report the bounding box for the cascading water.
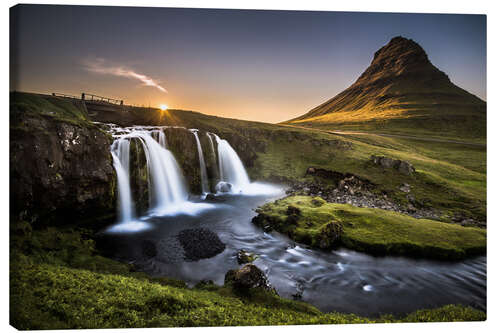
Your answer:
[206,132,219,180]
[190,130,210,194]
[151,129,167,148]
[132,132,189,212]
[110,139,134,223]
[102,122,278,233]
[105,125,215,232]
[213,134,250,193]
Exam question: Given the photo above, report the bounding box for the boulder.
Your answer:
[371,155,415,175]
[177,228,226,261]
[315,220,344,249]
[215,181,233,193]
[224,264,272,291]
[399,183,411,193]
[204,193,225,202]
[237,249,257,264]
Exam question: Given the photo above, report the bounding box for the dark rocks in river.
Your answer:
[371,155,415,175]
[237,249,257,264]
[204,193,226,202]
[141,240,157,259]
[224,264,273,292]
[177,228,226,261]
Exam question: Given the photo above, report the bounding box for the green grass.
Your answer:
[9,225,485,329]
[10,91,91,128]
[254,196,486,260]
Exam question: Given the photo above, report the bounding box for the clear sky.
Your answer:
[10,5,486,123]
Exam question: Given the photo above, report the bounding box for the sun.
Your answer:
[159,104,168,111]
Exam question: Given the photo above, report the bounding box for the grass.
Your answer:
[10,91,91,128]
[10,225,485,329]
[254,196,486,260]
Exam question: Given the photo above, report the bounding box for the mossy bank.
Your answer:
[10,226,485,329]
[253,196,486,260]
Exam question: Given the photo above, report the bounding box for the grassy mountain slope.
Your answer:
[284,37,486,141]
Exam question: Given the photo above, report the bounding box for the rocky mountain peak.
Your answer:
[355,36,446,85]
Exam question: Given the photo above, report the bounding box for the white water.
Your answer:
[151,129,167,148]
[102,123,280,232]
[110,139,134,223]
[190,130,210,194]
[213,134,250,192]
[106,126,215,232]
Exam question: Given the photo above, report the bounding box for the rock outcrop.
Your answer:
[224,264,273,292]
[10,93,116,227]
[371,155,415,175]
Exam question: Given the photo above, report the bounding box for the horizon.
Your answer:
[10,5,486,124]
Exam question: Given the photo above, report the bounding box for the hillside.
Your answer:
[284,36,486,141]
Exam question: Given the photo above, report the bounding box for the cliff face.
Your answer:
[286,36,485,139]
[10,93,116,227]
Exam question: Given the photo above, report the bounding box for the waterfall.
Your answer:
[206,132,219,181]
[190,130,210,194]
[104,123,279,233]
[213,134,250,192]
[110,139,134,222]
[151,129,167,148]
[131,132,189,211]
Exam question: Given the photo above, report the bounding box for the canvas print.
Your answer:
[9,4,486,329]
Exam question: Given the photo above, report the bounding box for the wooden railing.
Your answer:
[52,92,124,106]
[81,93,123,106]
[52,93,79,99]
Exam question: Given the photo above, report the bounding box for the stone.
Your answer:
[237,249,257,264]
[177,228,226,261]
[315,220,344,249]
[204,193,225,202]
[141,240,157,259]
[371,155,415,175]
[224,264,273,291]
[215,181,233,193]
[399,183,411,193]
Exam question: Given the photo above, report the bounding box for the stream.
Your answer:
[99,189,486,317]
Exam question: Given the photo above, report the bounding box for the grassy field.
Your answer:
[254,196,486,260]
[10,226,486,329]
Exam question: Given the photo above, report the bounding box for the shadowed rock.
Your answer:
[177,228,226,261]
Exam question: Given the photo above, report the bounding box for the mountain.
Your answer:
[284,36,486,141]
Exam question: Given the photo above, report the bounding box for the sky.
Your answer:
[10,5,486,123]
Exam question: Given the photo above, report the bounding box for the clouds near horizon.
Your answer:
[84,58,167,93]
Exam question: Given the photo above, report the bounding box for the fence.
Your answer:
[52,92,124,106]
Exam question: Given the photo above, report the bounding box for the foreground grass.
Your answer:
[255,196,486,260]
[10,226,485,329]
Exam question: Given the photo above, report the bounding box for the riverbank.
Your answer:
[10,226,485,329]
[253,196,486,260]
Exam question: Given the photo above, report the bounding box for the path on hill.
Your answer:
[282,125,486,147]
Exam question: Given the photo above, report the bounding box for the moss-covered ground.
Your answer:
[254,196,486,260]
[9,225,485,329]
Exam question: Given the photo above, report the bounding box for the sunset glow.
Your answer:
[160,104,168,111]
